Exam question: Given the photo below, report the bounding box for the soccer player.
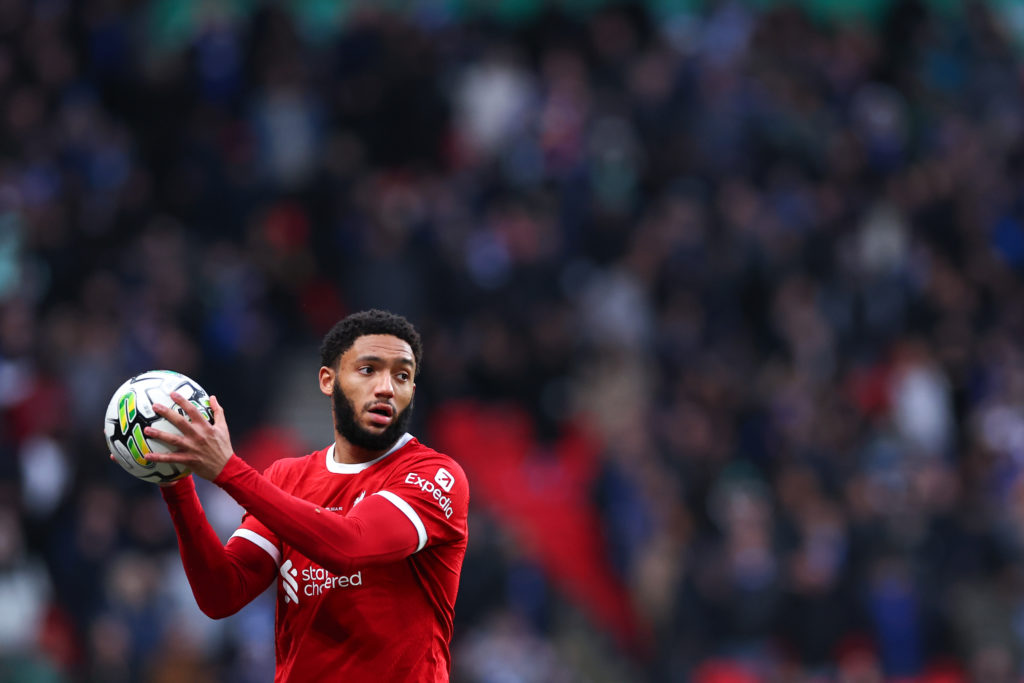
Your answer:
[141,309,469,681]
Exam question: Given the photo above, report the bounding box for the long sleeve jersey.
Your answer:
[161,433,469,682]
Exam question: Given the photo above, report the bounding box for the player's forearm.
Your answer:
[214,455,416,572]
[161,477,273,618]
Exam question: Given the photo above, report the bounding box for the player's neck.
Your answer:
[332,438,393,465]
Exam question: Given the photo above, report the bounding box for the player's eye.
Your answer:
[396,372,411,382]
[357,366,373,375]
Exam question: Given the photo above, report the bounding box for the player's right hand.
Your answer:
[143,394,234,482]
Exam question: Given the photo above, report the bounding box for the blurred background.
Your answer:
[4,0,1024,681]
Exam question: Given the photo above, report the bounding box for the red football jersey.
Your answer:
[231,433,469,682]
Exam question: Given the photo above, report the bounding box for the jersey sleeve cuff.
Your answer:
[374,491,427,552]
[213,453,249,485]
[159,475,196,502]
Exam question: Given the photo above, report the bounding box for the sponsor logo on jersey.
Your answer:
[434,468,454,492]
[405,471,455,519]
[280,558,363,603]
[281,559,300,603]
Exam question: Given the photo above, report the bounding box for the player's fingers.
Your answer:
[144,425,187,449]
[152,401,190,432]
[210,395,224,423]
[169,391,205,424]
[140,450,189,464]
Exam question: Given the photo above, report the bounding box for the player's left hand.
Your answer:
[143,393,234,481]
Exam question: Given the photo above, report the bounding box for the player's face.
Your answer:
[329,334,416,451]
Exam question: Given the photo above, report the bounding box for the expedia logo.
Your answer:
[280,559,363,604]
[434,468,454,492]
[405,471,455,519]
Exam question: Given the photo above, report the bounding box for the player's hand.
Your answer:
[143,394,234,481]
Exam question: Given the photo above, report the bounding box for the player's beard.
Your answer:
[332,378,414,451]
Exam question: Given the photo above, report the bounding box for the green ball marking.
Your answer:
[117,391,137,433]
[127,423,152,466]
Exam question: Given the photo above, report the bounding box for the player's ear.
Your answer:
[318,366,335,396]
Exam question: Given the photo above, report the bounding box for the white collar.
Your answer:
[324,433,414,473]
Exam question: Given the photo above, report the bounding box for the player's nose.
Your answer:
[374,374,395,397]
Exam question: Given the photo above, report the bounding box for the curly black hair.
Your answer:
[319,309,423,376]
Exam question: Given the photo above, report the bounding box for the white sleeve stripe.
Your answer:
[231,528,282,566]
[375,490,428,553]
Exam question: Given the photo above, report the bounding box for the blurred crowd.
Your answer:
[4,0,1024,681]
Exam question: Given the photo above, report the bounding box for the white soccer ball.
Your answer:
[103,370,213,484]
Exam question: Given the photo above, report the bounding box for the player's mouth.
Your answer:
[366,402,395,426]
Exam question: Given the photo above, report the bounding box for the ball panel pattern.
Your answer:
[104,370,213,484]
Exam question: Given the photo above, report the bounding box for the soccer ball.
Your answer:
[104,370,213,484]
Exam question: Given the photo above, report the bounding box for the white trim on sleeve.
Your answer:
[375,490,428,553]
[231,528,282,566]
